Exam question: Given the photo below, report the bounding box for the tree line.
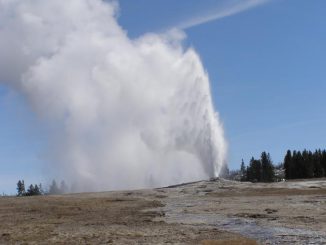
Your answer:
[16,180,68,196]
[284,149,326,179]
[238,149,326,182]
[240,151,276,182]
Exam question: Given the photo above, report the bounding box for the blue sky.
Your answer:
[1,0,326,193]
[118,0,326,165]
[0,87,47,194]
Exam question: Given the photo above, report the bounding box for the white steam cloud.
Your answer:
[0,0,226,191]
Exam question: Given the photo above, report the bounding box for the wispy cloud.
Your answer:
[177,0,271,30]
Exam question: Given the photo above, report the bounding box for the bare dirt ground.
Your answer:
[0,179,325,244]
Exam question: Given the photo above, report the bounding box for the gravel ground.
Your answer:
[0,178,325,244]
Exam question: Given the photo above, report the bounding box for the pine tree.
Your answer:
[246,157,254,182]
[313,150,323,177]
[16,180,25,196]
[247,157,261,182]
[297,151,304,178]
[261,152,268,182]
[291,150,302,178]
[284,150,292,179]
[26,184,35,196]
[322,150,326,177]
[261,152,275,182]
[302,149,313,178]
[253,159,262,182]
[49,180,60,195]
[283,149,326,180]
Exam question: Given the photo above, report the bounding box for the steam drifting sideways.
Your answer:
[0,0,226,191]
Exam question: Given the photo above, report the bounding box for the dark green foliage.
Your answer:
[249,158,262,182]
[321,150,326,175]
[26,184,42,196]
[261,152,275,182]
[283,149,326,179]
[16,179,68,196]
[284,150,292,179]
[241,152,275,182]
[16,180,25,196]
[48,180,68,195]
[17,180,41,196]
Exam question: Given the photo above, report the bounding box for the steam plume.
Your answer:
[0,0,226,191]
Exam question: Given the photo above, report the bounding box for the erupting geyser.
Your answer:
[0,0,227,191]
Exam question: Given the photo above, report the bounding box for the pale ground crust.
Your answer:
[0,178,325,244]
